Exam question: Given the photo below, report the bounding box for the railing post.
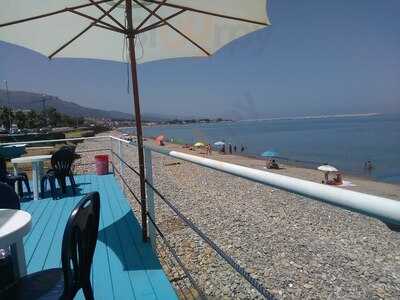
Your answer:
[144,147,156,248]
[118,140,124,176]
[110,137,115,174]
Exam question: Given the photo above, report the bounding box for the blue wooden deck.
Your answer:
[20,173,178,300]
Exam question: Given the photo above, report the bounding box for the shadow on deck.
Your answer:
[21,173,177,300]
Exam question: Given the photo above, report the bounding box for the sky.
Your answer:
[0,0,399,120]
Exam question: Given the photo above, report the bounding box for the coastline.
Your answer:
[119,114,400,186]
[146,138,400,199]
[118,128,400,197]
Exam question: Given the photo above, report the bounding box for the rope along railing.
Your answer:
[111,161,207,300]
[111,149,276,299]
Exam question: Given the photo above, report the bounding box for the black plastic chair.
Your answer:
[0,192,101,300]
[40,148,77,199]
[60,145,81,160]
[0,182,20,209]
[0,157,31,198]
[60,145,81,175]
[0,183,20,289]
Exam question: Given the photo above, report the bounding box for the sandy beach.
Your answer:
[75,133,400,299]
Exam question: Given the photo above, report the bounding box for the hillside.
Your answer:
[0,89,170,121]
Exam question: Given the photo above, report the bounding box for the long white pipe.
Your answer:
[140,142,400,227]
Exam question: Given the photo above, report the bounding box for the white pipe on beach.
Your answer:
[140,142,400,227]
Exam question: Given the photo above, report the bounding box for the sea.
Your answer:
[122,114,400,184]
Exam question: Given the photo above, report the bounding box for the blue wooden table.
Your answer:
[20,174,177,300]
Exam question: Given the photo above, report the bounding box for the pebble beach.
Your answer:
[75,133,400,299]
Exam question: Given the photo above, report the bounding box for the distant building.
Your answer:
[10,123,18,134]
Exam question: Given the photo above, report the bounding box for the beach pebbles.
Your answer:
[76,135,400,299]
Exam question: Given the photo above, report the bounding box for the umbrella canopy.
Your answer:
[194,142,206,147]
[155,135,164,141]
[214,141,225,146]
[155,134,165,145]
[318,165,338,172]
[0,0,270,243]
[261,150,279,157]
[0,0,270,63]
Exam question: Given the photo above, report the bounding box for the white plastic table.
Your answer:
[11,155,52,200]
[0,209,32,277]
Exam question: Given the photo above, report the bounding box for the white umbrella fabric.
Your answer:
[318,165,338,172]
[0,0,270,243]
[214,141,225,146]
[0,0,270,63]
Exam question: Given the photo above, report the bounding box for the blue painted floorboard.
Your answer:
[20,174,177,300]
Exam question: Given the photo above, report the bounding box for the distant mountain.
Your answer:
[0,89,170,121]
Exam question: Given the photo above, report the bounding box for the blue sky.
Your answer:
[1,0,399,119]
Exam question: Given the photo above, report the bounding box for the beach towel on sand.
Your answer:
[338,180,357,187]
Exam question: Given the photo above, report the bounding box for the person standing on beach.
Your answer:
[241,144,245,152]
[364,160,373,175]
[207,144,212,155]
[229,143,232,154]
[234,145,237,152]
[365,161,373,170]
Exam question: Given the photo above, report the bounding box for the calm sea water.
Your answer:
[123,114,400,184]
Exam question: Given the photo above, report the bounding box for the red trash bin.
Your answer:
[95,155,109,175]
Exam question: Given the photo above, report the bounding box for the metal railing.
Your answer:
[109,138,276,299]
[2,135,400,299]
[109,135,400,299]
[110,136,400,229]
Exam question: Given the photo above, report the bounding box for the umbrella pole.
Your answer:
[126,0,148,242]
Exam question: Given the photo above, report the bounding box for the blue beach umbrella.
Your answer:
[261,150,279,157]
[214,141,225,147]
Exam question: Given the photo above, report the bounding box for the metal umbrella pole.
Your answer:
[125,0,148,242]
[4,80,12,131]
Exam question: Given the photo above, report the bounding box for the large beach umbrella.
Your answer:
[318,165,338,184]
[193,142,205,147]
[261,150,279,158]
[0,0,270,241]
[317,165,338,173]
[214,141,225,147]
[155,134,164,142]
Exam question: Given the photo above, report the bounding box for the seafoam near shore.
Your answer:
[75,133,400,299]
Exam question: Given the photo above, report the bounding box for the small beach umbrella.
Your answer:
[155,135,164,141]
[214,141,225,146]
[155,134,165,145]
[0,0,270,241]
[261,150,279,157]
[193,142,205,147]
[318,165,338,172]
